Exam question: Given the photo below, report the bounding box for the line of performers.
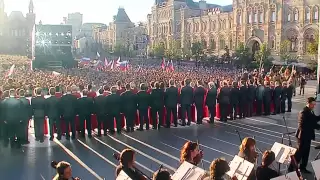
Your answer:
[0,78,294,146]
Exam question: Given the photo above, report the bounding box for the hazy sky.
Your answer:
[3,0,233,24]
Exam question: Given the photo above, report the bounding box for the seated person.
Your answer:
[51,161,79,180]
[180,141,203,166]
[203,158,237,180]
[153,169,171,180]
[256,150,279,180]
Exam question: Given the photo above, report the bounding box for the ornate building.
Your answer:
[147,0,319,60]
[0,0,36,55]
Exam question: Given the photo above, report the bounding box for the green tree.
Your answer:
[235,42,251,67]
[191,42,204,61]
[152,42,165,58]
[307,34,319,57]
[254,43,271,70]
[165,40,181,60]
[279,40,291,63]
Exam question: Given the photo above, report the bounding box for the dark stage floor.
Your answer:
[0,83,318,180]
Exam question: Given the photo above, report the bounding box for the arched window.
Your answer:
[202,39,207,48]
[248,12,252,23]
[210,39,216,50]
[223,20,226,29]
[305,7,310,22]
[293,9,298,21]
[313,6,319,20]
[220,39,225,50]
[287,12,291,22]
[254,12,258,23]
[237,13,242,24]
[271,11,276,22]
[270,37,275,49]
[212,21,216,30]
[259,11,263,23]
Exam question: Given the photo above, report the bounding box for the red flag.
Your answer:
[6,64,15,77]
[161,58,166,70]
[168,60,174,71]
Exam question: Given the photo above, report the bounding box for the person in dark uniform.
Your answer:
[77,89,94,138]
[273,81,282,115]
[137,83,150,131]
[289,97,320,173]
[46,87,61,141]
[286,81,294,112]
[18,89,32,144]
[106,86,122,134]
[280,81,287,113]
[59,86,78,140]
[218,81,230,122]
[206,82,217,124]
[239,81,247,119]
[247,80,255,117]
[256,150,279,180]
[180,79,194,126]
[256,80,264,116]
[0,90,9,141]
[150,82,164,129]
[230,82,239,120]
[164,79,179,127]
[31,88,46,142]
[121,84,137,132]
[263,81,272,115]
[194,80,206,124]
[94,89,108,136]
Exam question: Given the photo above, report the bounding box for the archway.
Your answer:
[252,41,260,56]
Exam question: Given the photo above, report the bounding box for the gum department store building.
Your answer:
[146,0,319,60]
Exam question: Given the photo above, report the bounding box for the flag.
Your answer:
[52,71,61,76]
[118,61,129,71]
[97,52,100,58]
[30,60,33,71]
[6,64,15,77]
[168,60,174,71]
[115,57,121,66]
[110,60,115,70]
[161,58,166,69]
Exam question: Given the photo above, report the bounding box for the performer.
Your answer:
[289,97,320,173]
[180,78,194,126]
[238,137,258,180]
[77,89,94,138]
[286,81,294,112]
[203,158,235,180]
[18,89,32,144]
[137,83,150,131]
[121,84,137,132]
[256,150,278,180]
[31,88,46,142]
[247,80,255,117]
[180,141,203,166]
[106,86,122,134]
[280,81,287,113]
[263,81,272,115]
[218,81,230,122]
[51,161,79,180]
[150,82,164,129]
[115,148,147,180]
[206,82,217,123]
[230,82,239,120]
[299,75,306,95]
[273,81,281,115]
[152,169,171,180]
[164,80,179,127]
[94,89,108,136]
[46,87,61,140]
[239,80,247,119]
[194,80,206,124]
[60,86,78,140]
[256,80,264,116]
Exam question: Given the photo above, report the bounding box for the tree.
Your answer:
[165,40,181,60]
[254,43,271,70]
[151,43,165,58]
[191,42,204,61]
[307,34,319,57]
[279,40,291,63]
[235,42,251,67]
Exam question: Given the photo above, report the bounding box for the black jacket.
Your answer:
[230,87,239,104]
[137,90,150,110]
[106,93,121,115]
[150,88,164,108]
[256,165,279,180]
[206,87,217,106]
[164,86,179,108]
[31,96,46,119]
[180,85,193,105]
[2,97,23,122]
[19,97,32,120]
[59,94,77,117]
[121,90,137,112]
[46,96,60,119]
[218,87,230,104]
[194,86,206,106]
[94,95,107,115]
[296,106,320,140]
[77,96,94,116]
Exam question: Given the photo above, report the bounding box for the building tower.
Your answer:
[0,0,5,23]
[26,0,36,58]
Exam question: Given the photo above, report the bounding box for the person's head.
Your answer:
[239,137,256,154]
[35,88,42,96]
[120,148,135,168]
[49,87,56,96]
[55,86,60,93]
[51,161,72,180]
[9,89,15,97]
[208,82,215,89]
[185,78,191,86]
[153,169,171,180]
[130,82,136,89]
[307,97,316,110]
[275,81,279,87]
[3,90,9,98]
[140,83,147,91]
[98,88,104,95]
[160,82,165,89]
[209,158,230,179]
[87,84,92,91]
[82,89,88,96]
[197,80,202,87]
[111,86,118,94]
[180,141,199,163]
[117,81,122,87]
[125,83,131,90]
[261,150,275,167]
[169,79,175,86]
[155,82,160,89]
[103,85,110,92]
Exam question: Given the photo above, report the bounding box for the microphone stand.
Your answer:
[197,139,204,170]
[282,115,293,147]
[235,129,242,142]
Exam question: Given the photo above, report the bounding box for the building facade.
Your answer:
[65,12,83,40]
[0,0,35,55]
[147,0,319,60]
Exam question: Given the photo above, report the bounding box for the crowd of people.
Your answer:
[0,55,314,180]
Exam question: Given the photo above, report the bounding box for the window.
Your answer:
[305,8,310,21]
[271,11,276,22]
[248,12,252,23]
[259,12,263,23]
[294,10,299,21]
[271,39,275,49]
[314,7,319,20]
[287,13,291,22]
[254,13,258,23]
[220,39,225,49]
[237,13,241,24]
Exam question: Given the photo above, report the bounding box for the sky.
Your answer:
[3,0,233,24]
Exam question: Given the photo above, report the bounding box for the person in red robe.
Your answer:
[87,84,97,98]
